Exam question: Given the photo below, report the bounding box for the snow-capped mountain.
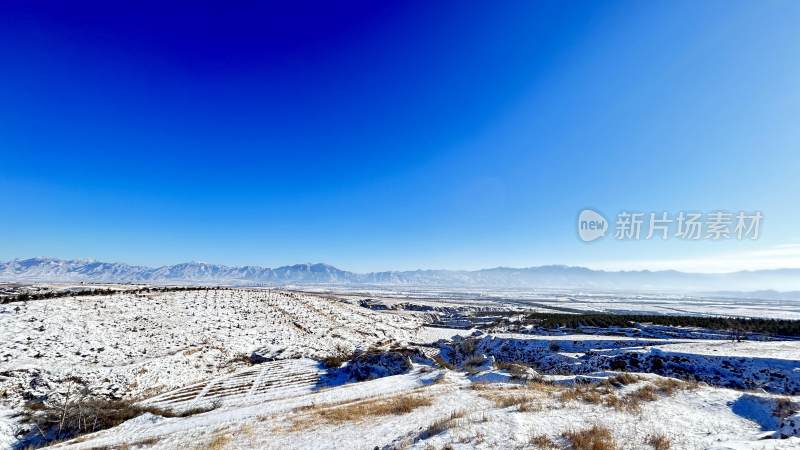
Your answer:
[0,258,351,284]
[2,257,800,292]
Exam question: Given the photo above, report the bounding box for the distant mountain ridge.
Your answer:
[2,257,800,292]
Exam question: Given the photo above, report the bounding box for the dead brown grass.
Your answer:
[646,433,671,450]
[627,385,658,403]
[433,355,455,370]
[558,376,697,413]
[652,377,697,395]
[517,400,542,412]
[607,373,641,386]
[562,425,617,450]
[524,380,561,394]
[290,393,432,429]
[558,384,605,405]
[199,433,232,450]
[529,433,559,449]
[421,410,467,439]
[494,360,531,378]
[477,389,540,409]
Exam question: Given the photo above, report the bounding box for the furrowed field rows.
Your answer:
[142,359,326,412]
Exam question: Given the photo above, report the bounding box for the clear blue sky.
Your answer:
[2,1,800,272]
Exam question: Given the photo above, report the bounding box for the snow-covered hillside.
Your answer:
[0,289,420,411]
[42,367,800,450]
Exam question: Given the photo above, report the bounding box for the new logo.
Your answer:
[578,209,608,242]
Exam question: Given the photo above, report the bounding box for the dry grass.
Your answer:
[558,384,605,405]
[199,433,232,450]
[652,377,697,395]
[529,433,559,449]
[433,355,455,370]
[477,389,541,410]
[421,410,467,439]
[558,376,697,413]
[471,379,559,413]
[290,393,432,429]
[524,380,561,394]
[606,373,641,386]
[517,400,542,412]
[627,385,658,402]
[562,425,617,450]
[646,433,671,450]
[494,360,531,378]
[494,394,539,409]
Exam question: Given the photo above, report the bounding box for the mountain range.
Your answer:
[2,257,800,292]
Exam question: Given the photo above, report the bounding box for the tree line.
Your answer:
[0,286,228,304]
[520,312,800,337]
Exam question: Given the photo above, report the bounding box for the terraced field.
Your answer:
[144,359,326,413]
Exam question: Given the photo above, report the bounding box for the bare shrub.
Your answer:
[530,433,559,449]
[461,338,478,356]
[464,355,487,374]
[646,433,671,450]
[433,355,455,370]
[22,383,218,447]
[321,344,356,368]
[23,389,144,444]
[562,425,617,450]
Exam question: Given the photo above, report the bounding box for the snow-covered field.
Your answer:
[325,287,800,320]
[1,287,799,449]
[0,289,419,408]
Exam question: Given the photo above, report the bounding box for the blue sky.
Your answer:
[2,1,800,272]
